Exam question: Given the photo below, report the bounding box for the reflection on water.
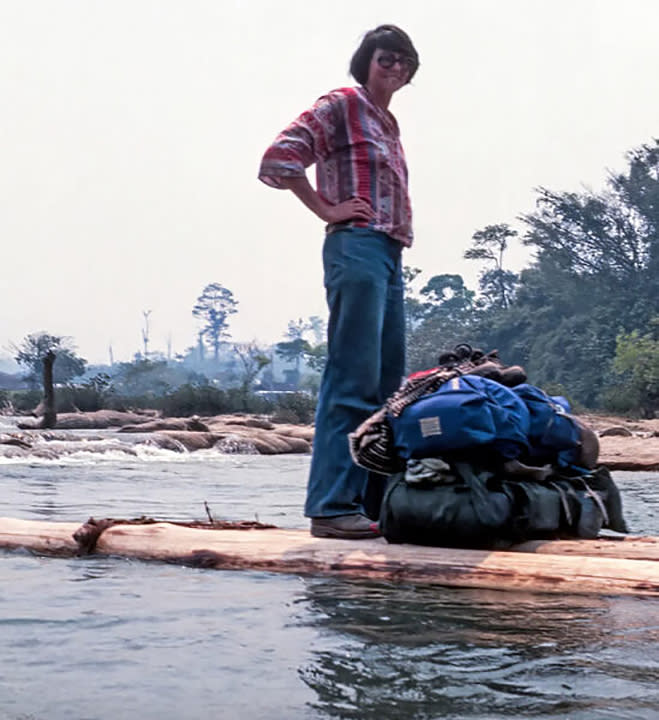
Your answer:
[296,579,659,719]
[4,553,657,720]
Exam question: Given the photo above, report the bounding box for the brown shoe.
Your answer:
[310,514,380,539]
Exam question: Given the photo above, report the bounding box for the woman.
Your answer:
[259,25,419,539]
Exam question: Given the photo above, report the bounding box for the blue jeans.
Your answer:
[304,227,405,519]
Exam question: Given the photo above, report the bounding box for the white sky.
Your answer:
[1,0,657,364]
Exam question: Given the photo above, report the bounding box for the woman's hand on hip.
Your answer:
[321,197,375,224]
[279,177,374,224]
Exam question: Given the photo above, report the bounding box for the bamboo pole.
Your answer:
[1,517,658,596]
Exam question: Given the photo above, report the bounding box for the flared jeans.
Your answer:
[304,227,405,519]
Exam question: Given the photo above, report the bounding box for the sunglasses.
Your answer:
[376,52,416,71]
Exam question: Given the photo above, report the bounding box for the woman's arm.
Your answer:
[260,91,375,224]
[280,176,374,224]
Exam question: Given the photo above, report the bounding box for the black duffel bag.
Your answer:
[379,463,628,547]
[506,466,628,540]
[379,462,513,548]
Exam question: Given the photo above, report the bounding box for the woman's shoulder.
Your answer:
[314,86,364,107]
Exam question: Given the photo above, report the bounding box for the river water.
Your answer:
[0,419,658,720]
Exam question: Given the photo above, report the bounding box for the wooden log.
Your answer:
[1,518,657,597]
[2,517,655,561]
[510,536,659,562]
[100,525,659,596]
[0,517,80,556]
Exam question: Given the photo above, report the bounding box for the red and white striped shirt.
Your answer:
[259,86,413,247]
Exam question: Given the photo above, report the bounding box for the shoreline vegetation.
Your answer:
[1,407,658,470]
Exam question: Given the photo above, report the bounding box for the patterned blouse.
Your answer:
[258,86,413,247]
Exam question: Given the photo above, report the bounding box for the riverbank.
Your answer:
[575,413,659,471]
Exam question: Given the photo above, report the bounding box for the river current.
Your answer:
[0,418,658,720]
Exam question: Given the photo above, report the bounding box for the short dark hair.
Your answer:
[349,25,419,85]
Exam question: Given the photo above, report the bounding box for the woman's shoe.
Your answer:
[310,514,380,539]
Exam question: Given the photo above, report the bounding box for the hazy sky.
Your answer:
[2,0,657,364]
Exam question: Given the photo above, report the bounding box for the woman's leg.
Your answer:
[362,241,406,519]
[304,228,402,519]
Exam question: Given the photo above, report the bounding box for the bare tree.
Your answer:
[41,350,56,429]
[141,310,152,358]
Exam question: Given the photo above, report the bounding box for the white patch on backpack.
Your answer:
[419,416,442,437]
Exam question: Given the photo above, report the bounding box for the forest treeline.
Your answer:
[405,139,659,416]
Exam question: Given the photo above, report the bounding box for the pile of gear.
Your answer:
[350,344,628,548]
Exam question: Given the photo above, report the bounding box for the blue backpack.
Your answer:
[388,374,531,461]
[511,384,581,466]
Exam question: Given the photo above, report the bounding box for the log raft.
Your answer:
[1,517,658,597]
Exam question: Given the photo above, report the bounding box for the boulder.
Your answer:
[119,417,210,433]
[272,434,311,453]
[269,424,315,442]
[600,426,634,438]
[154,431,218,452]
[205,414,274,430]
[26,410,157,430]
[143,435,188,453]
[246,433,295,455]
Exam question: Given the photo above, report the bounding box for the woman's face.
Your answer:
[367,48,414,94]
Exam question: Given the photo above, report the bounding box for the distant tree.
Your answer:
[304,342,328,374]
[611,324,659,417]
[192,283,238,363]
[233,343,271,403]
[306,315,327,345]
[406,274,477,371]
[420,274,476,318]
[275,338,312,387]
[403,265,425,335]
[464,223,519,310]
[275,316,332,383]
[304,316,328,375]
[111,359,170,396]
[78,372,115,410]
[274,319,310,388]
[14,332,87,389]
[285,318,308,341]
[109,358,202,397]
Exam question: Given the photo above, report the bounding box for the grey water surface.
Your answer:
[0,424,658,720]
